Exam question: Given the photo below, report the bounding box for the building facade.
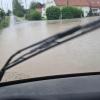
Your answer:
[42,0,56,17]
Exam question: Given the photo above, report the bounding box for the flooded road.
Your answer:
[0,16,100,82]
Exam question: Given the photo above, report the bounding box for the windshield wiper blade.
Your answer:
[0,19,100,82]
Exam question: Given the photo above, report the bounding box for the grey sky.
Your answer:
[0,0,44,11]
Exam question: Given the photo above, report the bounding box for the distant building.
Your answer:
[42,0,56,17]
[42,0,100,17]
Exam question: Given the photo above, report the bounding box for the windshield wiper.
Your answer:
[0,19,100,82]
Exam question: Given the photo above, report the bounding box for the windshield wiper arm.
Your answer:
[0,19,100,82]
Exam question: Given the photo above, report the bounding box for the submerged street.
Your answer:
[0,16,100,82]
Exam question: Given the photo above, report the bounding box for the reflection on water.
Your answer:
[0,16,100,82]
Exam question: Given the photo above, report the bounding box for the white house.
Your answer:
[42,0,56,17]
[42,0,100,18]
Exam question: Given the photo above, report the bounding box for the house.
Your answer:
[42,0,100,17]
[42,0,56,17]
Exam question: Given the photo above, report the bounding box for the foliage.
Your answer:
[61,7,73,19]
[0,9,10,29]
[61,7,83,19]
[0,17,10,29]
[0,9,5,19]
[25,10,41,20]
[30,2,41,10]
[13,0,25,17]
[6,10,11,16]
[46,6,61,20]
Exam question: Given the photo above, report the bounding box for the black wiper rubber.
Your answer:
[0,19,100,81]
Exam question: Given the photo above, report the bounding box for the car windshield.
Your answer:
[0,0,100,83]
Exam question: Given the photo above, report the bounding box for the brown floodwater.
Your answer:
[0,16,100,82]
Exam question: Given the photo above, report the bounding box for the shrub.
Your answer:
[46,6,61,20]
[72,7,83,18]
[25,10,41,20]
[61,7,83,19]
[0,9,5,19]
[13,10,24,17]
[0,17,10,29]
[61,7,73,19]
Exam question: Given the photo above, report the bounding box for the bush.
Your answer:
[61,7,83,19]
[25,10,41,20]
[46,6,61,20]
[72,8,83,18]
[0,9,5,19]
[61,7,73,19]
[0,17,10,29]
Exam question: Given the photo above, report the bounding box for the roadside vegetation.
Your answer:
[0,9,10,29]
[12,0,42,20]
[61,7,83,19]
[46,6,60,20]
[13,0,25,17]
[25,2,42,20]
[25,10,41,20]
[46,6,83,20]
[13,0,97,21]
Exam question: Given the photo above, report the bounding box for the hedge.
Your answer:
[46,6,61,20]
[61,7,83,19]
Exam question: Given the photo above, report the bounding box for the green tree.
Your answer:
[6,10,11,16]
[30,2,41,10]
[46,6,61,20]
[0,9,5,19]
[13,0,25,17]
[25,10,41,20]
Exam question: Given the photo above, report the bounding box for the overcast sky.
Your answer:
[0,0,44,11]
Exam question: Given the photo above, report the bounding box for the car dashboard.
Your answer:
[0,74,100,100]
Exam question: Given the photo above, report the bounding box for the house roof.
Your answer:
[89,0,100,8]
[54,0,100,8]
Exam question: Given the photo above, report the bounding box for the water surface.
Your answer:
[0,16,100,82]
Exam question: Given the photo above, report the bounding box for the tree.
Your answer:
[46,6,61,20]
[6,10,11,16]
[25,10,41,20]
[30,2,42,10]
[0,8,5,20]
[13,0,25,17]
